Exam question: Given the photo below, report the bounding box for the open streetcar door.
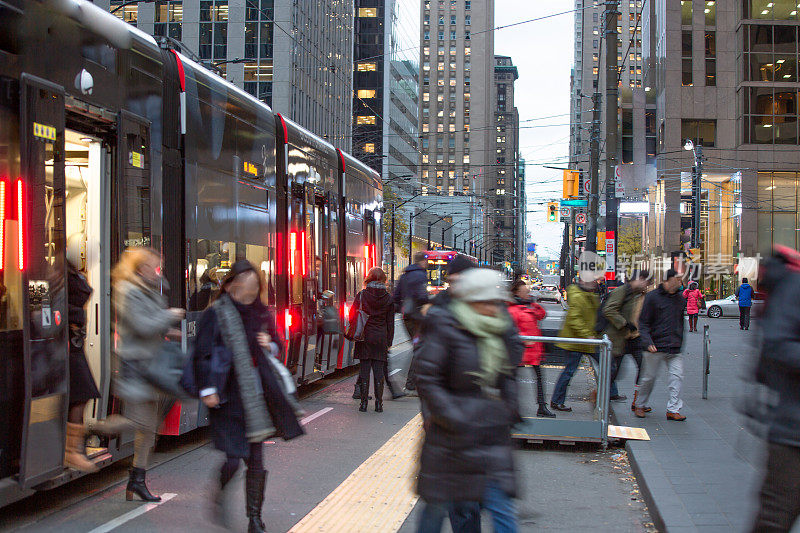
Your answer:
[18,75,69,488]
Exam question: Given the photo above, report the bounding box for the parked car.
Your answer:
[700,294,764,318]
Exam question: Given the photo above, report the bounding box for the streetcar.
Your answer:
[0,0,381,505]
[422,250,478,295]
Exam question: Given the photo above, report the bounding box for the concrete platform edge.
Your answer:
[610,403,694,533]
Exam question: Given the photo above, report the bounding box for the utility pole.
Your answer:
[390,206,395,283]
[692,144,703,248]
[603,0,620,282]
[586,92,601,254]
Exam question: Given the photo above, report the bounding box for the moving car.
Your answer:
[536,285,563,304]
[700,294,764,318]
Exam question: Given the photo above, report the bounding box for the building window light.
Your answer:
[364,143,375,153]
[357,89,376,98]
[356,115,376,125]
[358,7,377,17]
[357,62,377,72]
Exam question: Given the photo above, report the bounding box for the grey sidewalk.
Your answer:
[610,316,782,532]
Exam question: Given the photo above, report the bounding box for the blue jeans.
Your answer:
[588,352,620,398]
[482,480,517,533]
[551,351,618,406]
[417,500,480,533]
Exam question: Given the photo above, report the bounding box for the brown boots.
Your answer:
[64,422,98,472]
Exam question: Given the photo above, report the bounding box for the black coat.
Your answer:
[351,284,395,362]
[392,264,429,318]
[757,259,800,447]
[194,300,302,458]
[638,285,685,353]
[415,303,524,502]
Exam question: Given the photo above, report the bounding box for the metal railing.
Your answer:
[518,335,613,448]
[702,324,711,399]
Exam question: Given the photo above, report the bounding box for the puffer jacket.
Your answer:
[392,264,429,319]
[415,303,524,503]
[507,298,546,366]
[556,284,599,353]
[683,288,702,315]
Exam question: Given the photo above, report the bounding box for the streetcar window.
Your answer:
[0,106,21,332]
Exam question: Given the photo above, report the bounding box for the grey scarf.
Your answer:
[214,295,275,443]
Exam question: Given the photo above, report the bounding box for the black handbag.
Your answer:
[142,340,189,398]
[345,293,368,342]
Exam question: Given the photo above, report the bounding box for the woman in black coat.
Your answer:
[65,256,101,472]
[349,267,395,413]
[194,260,303,533]
[415,268,524,533]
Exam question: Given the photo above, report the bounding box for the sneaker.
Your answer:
[550,402,572,412]
[402,388,418,397]
[666,411,687,421]
[610,394,627,402]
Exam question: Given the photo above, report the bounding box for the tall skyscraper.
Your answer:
[104,0,354,151]
[352,0,419,183]
[492,55,520,265]
[419,0,495,256]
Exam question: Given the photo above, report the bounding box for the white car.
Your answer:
[536,285,562,304]
[700,294,763,318]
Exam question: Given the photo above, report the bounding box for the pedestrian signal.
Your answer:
[547,202,558,222]
[562,170,580,198]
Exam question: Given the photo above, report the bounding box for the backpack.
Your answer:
[594,284,631,333]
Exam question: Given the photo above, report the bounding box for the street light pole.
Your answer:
[427,215,447,249]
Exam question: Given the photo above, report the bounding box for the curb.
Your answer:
[610,403,695,533]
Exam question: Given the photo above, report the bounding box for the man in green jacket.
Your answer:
[602,270,650,405]
[550,277,602,412]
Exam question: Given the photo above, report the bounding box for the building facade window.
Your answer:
[744,87,798,144]
[356,115,376,125]
[358,7,377,17]
[681,119,717,147]
[682,30,693,85]
[364,143,375,153]
[357,89,376,98]
[705,31,716,86]
[681,0,692,25]
[358,62,377,72]
[199,0,228,60]
[154,1,182,39]
[744,0,800,20]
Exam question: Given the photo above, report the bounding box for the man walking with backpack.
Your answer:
[601,270,650,408]
[393,251,430,395]
[736,277,754,330]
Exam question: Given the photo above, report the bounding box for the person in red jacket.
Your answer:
[683,281,702,332]
[508,279,556,418]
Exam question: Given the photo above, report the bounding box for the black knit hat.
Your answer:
[446,254,478,276]
[221,260,258,289]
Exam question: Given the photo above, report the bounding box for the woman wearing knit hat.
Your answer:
[415,268,523,533]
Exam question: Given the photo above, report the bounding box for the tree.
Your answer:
[618,219,643,258]
[382,181,410,258]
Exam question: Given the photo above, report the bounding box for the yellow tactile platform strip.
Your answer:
[289,413,424,533]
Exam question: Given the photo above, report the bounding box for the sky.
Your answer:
[494,0,575,261]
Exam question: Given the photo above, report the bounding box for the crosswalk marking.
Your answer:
[86,493,176,533]
[289,414,423,532]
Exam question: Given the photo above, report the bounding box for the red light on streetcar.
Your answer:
[301,231,307,276]
[284,308,293,329]
[0,179,6,271]
[289,232,297,276]
[17,179,24,271]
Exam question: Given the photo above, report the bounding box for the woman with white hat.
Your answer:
[415,268,523,533]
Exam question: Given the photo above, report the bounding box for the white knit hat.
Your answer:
[450,268,512,303]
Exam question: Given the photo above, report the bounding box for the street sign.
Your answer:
[583,178,591,194]
[560,207,570,218]
[599,202,606,217]
[605,230,616,280]
[559,206,571,223]
[560,199,588,207]
[575,212,586,224]
[614,166,626,198]
[576,223,585,236]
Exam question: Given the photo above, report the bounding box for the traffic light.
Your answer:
[547,202,558,222]
[562,170,580,198]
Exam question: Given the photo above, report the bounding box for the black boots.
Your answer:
[359,383,369,412]
[352,382,361,399]
[537,404,556,418]
[374,380,384,412]
[126,467,161,502]
[245,470,267,533]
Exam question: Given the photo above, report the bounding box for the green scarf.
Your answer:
[449,300,512,390]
